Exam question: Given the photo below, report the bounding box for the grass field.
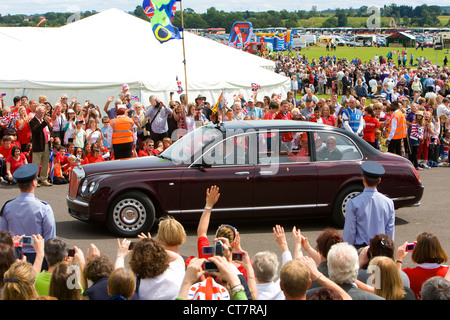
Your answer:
[282,46,449,67]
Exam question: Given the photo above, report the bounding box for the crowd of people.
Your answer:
[1,49,450,301]
[1,50,450,185]
[1,184,450,301]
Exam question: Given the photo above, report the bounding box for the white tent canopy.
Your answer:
[0,8,290,108]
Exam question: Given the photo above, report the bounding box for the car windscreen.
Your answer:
[160,126,223,164]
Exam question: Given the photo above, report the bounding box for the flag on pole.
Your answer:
[211,92,225,114]
[143,0,181,44]
[176,76,184,94]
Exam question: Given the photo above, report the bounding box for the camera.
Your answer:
[155,101,161,108]
[67,248,75,257]
[21,236,35,246]
[128,242,136,250]
[202,240,224,257]
[14,243,23,259]
[202,241,224,272]
[232,252,243,261]
[406,243,416,252]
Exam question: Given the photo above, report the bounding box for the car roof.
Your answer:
[218,120,341,132]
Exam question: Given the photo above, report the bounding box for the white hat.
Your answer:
[67,109,75,114]
[118,104,127,110]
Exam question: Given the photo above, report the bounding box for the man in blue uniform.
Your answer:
[0,163,56,265]
[342,161,395,250]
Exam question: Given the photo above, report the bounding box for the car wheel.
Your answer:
[107,191,156,237]
[332,184,363,227]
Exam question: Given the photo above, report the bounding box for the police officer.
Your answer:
[342,161,395,250]
[0,163,56,265]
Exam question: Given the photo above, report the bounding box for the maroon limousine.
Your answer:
[67,120,424,237]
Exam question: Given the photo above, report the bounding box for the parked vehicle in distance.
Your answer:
[67,121,424,237]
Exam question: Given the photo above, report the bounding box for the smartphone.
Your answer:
[21,236,35,246]
[128,242,136,250]
[14,243,23,259]
[232,252,243,261]
[203,261,218,272]
[406,243,416,252]
[67,248,75,257]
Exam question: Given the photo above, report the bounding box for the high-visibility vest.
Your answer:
[390,109,407,140]
[343,108,363,133]
[110,116,134,145]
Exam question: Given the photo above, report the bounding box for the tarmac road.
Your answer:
[1,167,449,269]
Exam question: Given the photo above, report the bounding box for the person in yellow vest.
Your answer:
[385,101,407,156]
[110,105,134,159]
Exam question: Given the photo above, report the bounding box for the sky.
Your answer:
[1,0,449,16]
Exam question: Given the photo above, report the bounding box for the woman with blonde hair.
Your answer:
[368,256,414,300]
[2,261,38,300]
[155,216,186,255]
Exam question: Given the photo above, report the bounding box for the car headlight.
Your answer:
[80,179,99,195]
[81,180,89,193]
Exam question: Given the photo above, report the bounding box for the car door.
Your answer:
[179,131,256,220]
[253,129,319,218]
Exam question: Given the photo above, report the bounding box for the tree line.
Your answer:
[1,4,449,29]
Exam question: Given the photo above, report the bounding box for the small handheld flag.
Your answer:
[176,76,184,94]
[251,83,261,91]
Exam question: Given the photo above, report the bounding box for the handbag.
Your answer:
[145,106,162,133]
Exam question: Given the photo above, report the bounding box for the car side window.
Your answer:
[315,132,362,162]
[203,134,252,166]
[257,131,310,164]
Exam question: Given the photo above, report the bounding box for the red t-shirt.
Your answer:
[274,112,293,142]
[0,145,12,158]
[6,154,27,174]
[15,120,31,145]
[139,149,151,157]
[363,116,380,143]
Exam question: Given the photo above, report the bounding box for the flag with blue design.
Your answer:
[211,92,225,114]
[143,0,181,44]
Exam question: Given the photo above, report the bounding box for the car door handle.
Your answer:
[235,171,250,175]
[259,170,275,175]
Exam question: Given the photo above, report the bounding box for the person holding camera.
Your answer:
[144,95,172,144]
[85,119,104,145]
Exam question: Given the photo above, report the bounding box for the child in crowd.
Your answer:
[409,111,424,170]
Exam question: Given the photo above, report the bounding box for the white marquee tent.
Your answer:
[0,8,290,108]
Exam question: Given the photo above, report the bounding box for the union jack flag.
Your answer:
[251,83,261,91]
[143,0,155,18]
[176,76,183,94]
[0,112,18,126]
[276,94,282,101]
[242,107,248,115]
[131,96,140,101]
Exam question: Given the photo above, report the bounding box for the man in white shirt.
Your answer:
[437,98,450,118]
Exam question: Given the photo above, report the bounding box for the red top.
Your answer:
[274,112,293,142]
[15,120,32,145]
[0,145,12,158]
[363,116,380,143]
[403,265,449,299]
[139,150,151,157]
[6,154,27,174]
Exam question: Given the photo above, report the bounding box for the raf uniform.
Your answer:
[342,161,395,249]
[0,164,56,264]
